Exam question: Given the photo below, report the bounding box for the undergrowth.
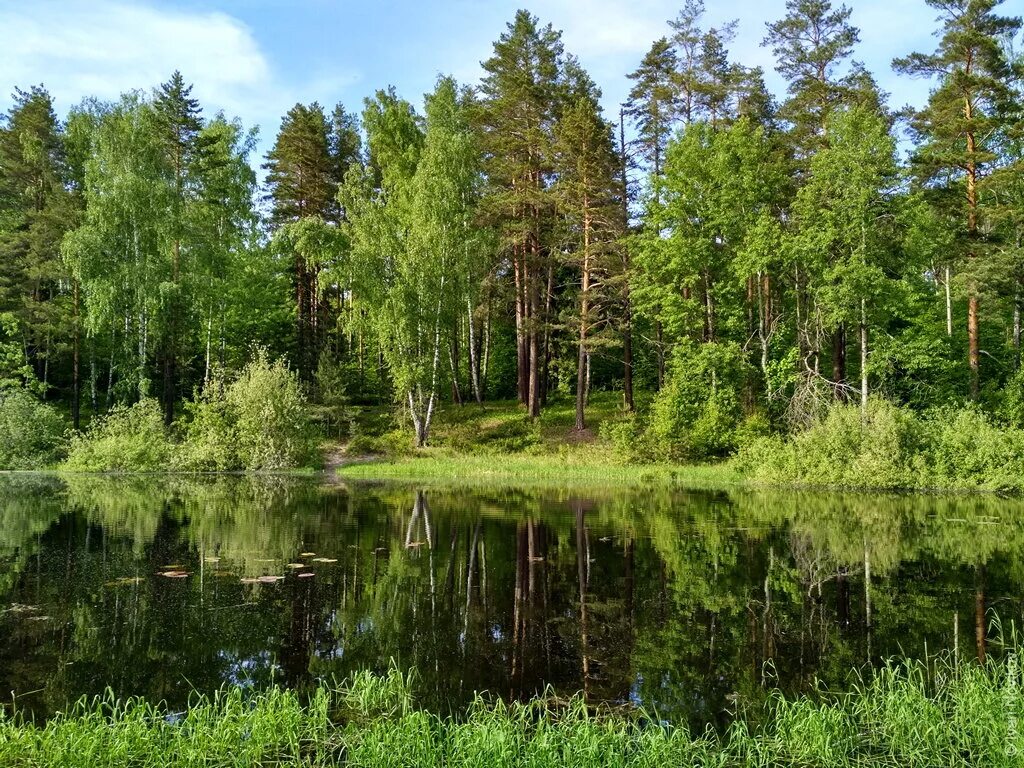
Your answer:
[2,655,1022,766]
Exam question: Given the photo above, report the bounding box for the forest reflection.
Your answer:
[1,474,1022,728]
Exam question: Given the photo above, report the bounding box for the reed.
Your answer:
[2,654,1021,766]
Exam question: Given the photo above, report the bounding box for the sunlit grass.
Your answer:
[337,451,739,488]
[339,392,740,488]
[2,655,1022,766]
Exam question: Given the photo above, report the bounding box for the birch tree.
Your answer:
[789,106,900,412]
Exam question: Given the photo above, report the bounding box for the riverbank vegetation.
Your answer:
[2,2,1023,485]
[1,657,1021,767]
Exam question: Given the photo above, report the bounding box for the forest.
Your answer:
[2,0,1024,484]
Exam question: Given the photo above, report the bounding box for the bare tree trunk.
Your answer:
[449,320,463,406]
[204,305,213,387]
[575,200,591,432]
[72,280,81,430]
[467,297,482,404]
[482,292,492,400]
[619,108,634,411]
[89,339,97,416]
[655,321,665,390]
[528,272,541,418]
[541,262,554,407]
[968,294,980,400]
[944,265,953,337]
[757,271,770,400]
[965,94,980,400]
[1015,278,1022,373]
[832,323,847,401]
[860,299,868,415]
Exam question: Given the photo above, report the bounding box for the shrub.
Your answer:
[178,351,319,472]
[924,406,1024,492]
[646,342,748,461]
[0,389,67,469]
[737,398,1024,492]
[175,379,237,471]
[64,398,173,472]
[599,412,649,462]
[227,352,318,470]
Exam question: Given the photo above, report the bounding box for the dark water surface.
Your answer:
[1,474,1022,728]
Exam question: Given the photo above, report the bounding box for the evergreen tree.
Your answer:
[625,38,679,181]
[478,10,566,417]
[153,71,203,423]
[554,89,622,430]
[263,103,342,378]
[0,86,73,400]
[764,0,864,158]
[894,0,1022,399]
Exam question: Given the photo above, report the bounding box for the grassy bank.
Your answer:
[337,451,738,488]
[2,658,1021,767]
[337,393,740,488]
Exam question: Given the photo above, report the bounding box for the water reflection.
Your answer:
[1,474,1022,729]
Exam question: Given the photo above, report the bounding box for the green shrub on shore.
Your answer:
[737,399,1024,492]
[0,389,67,469]
[1,656,1022,766]
[64,398,173,472]
[177,351,318,471]
[63,353,319,473]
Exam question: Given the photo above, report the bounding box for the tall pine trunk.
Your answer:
[575,198,591,432]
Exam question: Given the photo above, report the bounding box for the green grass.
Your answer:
[2,656,1022,766]
[337,451,739,488]
[338,392,740,488]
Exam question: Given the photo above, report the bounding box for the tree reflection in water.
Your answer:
[1,474,1023,731]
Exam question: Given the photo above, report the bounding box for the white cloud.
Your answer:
[0,1,270,113]
[0,0,360,148]
[549,0,669,59]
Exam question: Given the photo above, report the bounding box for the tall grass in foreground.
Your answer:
[2,657,1023,766]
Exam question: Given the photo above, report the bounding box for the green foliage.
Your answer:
[175,379,237,471]
[0,389,67,469]
[926,406,1024,491]
[2,657,1024,766]
[179,351,319,472]
[312,355,351,439]
[646,342,749,461]
[0,313,38,392]
[64,398,173,472]
[739,398,1024,492]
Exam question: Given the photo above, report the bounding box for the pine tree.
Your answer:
[263,103,341,378]
[554,88,622,431]
[478,10,566,417]
[764,0,863,159]
[668,0,706,125]
[625,38,679,181]
[0,86,75,405]
[894,0,1022,399]
[153,71,203,423]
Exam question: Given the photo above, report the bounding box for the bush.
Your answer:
[0,389,67,469]
[178,351,319,472]
[64,398,173,472]
[925,406,1024,492]
[175,379,237,471]
[645,342,748,461]
[736,398,1024,492]
[599,412,649,462]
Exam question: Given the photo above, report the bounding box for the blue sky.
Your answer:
[1,0,949,158]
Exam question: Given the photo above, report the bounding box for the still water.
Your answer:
[0,474,1020,728]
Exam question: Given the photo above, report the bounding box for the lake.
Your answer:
[0,474,1020,730]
